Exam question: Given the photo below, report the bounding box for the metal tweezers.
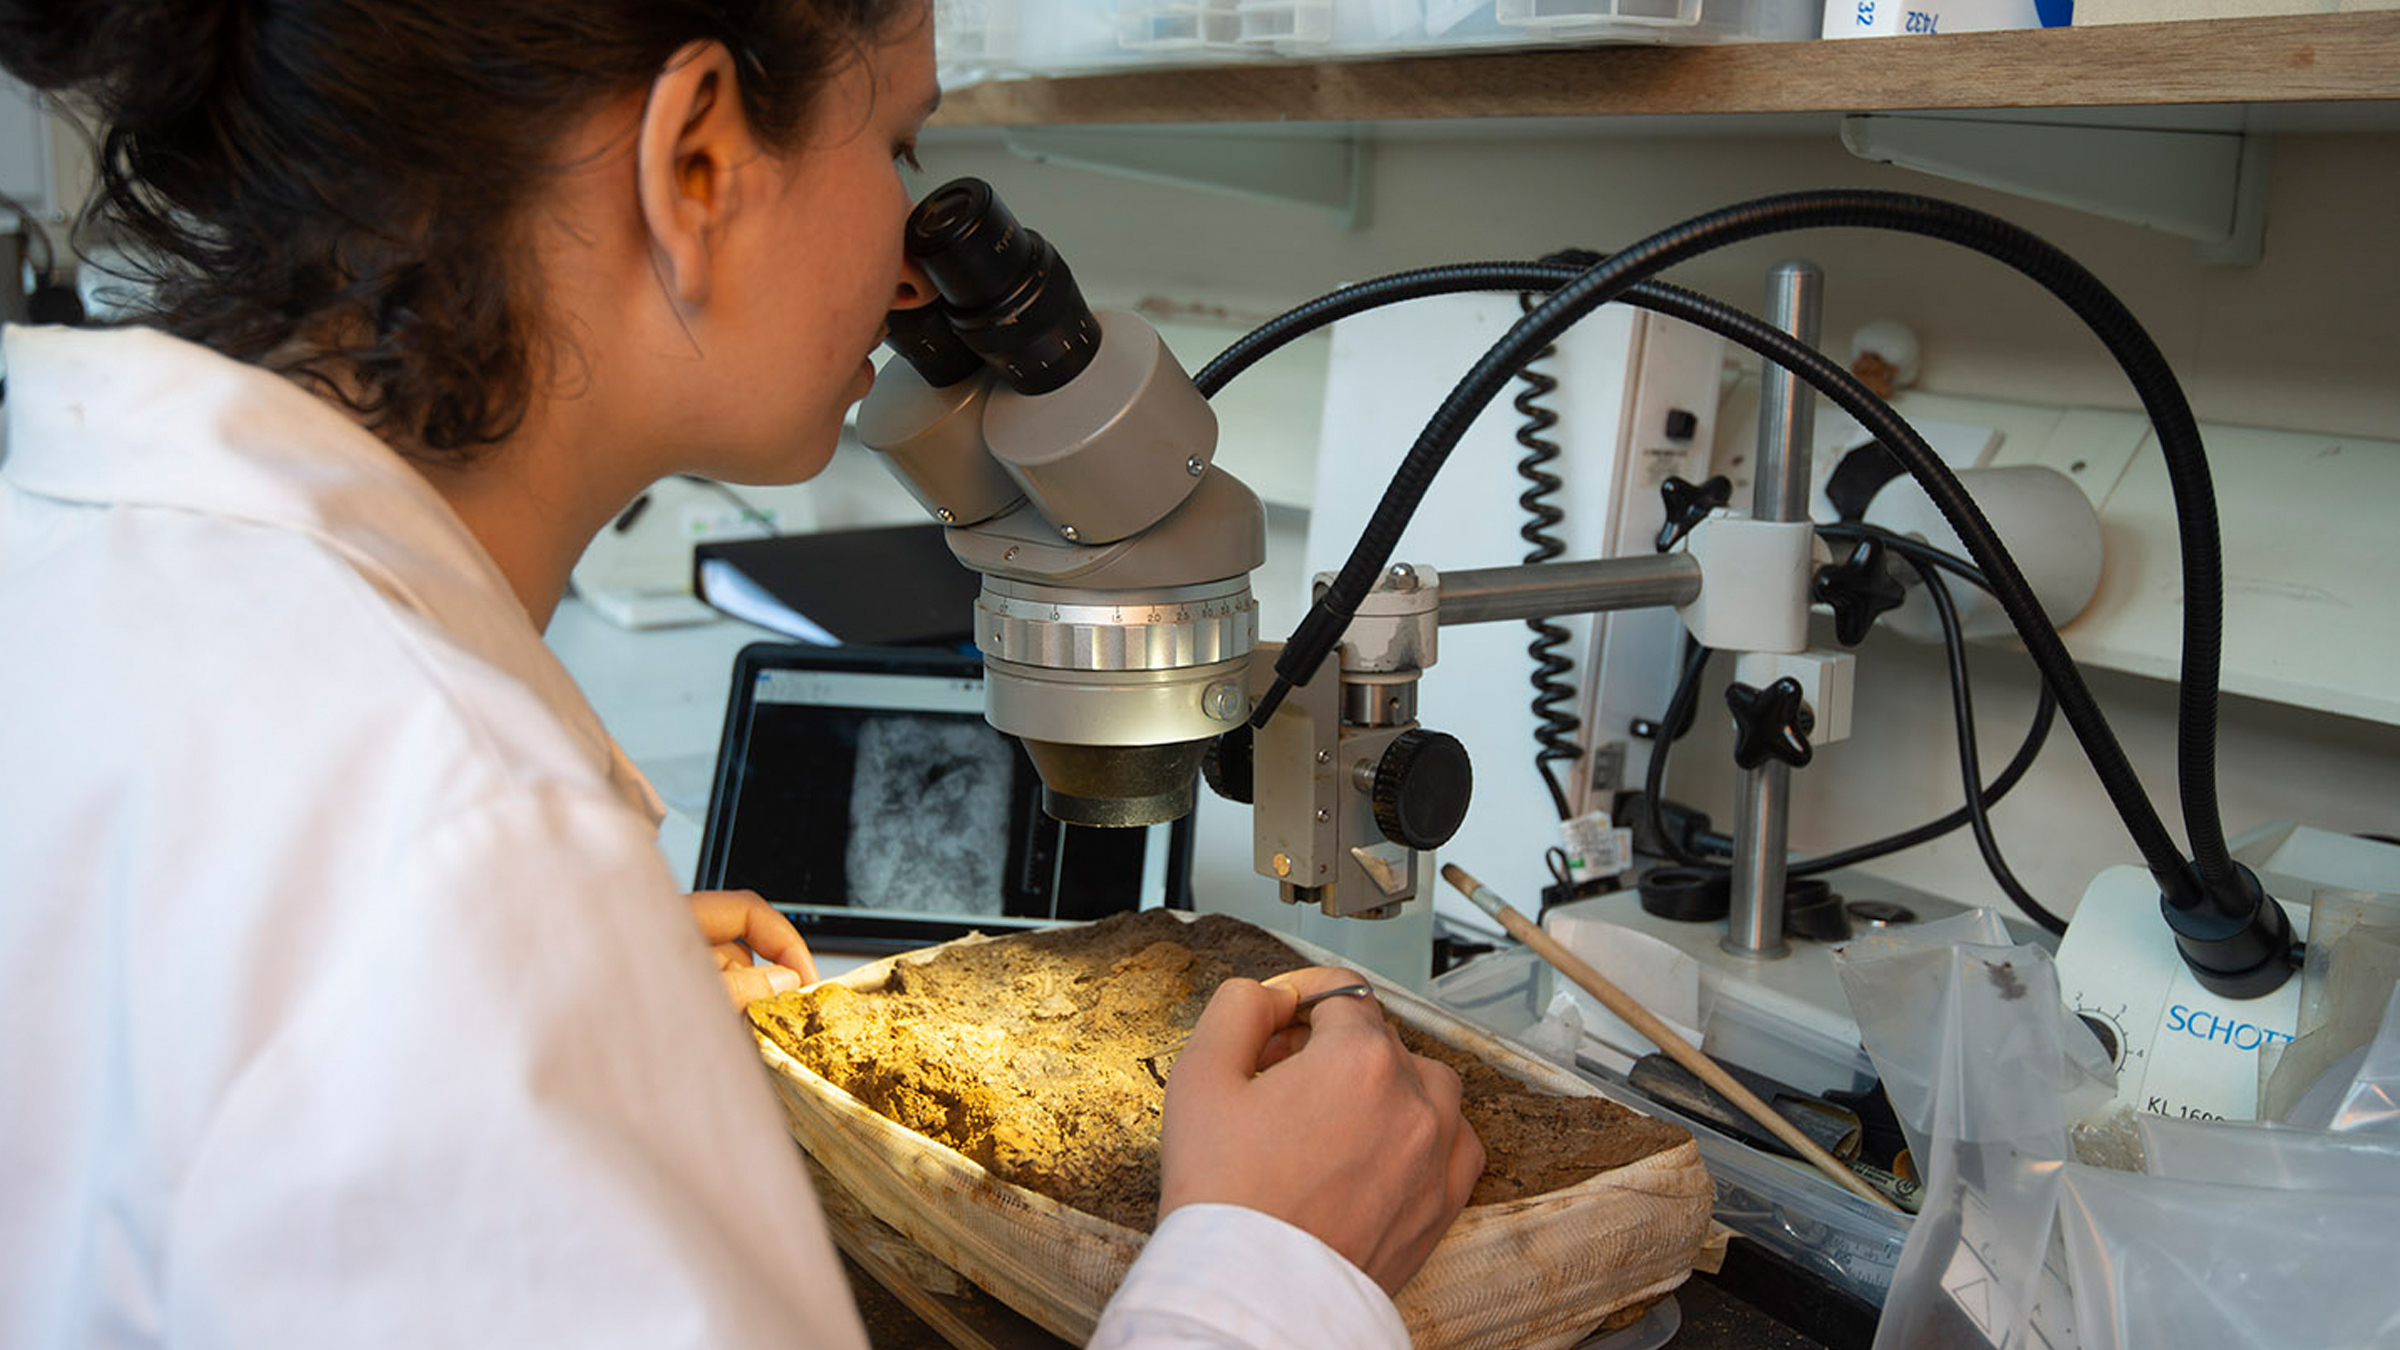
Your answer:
[1293,983,1375,1014]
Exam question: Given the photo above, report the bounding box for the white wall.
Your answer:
[910,126,2400,440]
[1684,618,2400,918]
[904,124,2400,921]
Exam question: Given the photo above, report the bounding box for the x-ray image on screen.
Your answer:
[844,715,1012,914]
[695,646,1192,948]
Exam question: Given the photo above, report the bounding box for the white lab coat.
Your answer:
[0,325,1404,1350]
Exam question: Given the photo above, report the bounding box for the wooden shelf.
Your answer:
[932,12,2400,127]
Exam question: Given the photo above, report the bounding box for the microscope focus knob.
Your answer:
[1369,730,1473,850]
[1725,678,1816,770]
[1201,725,1254,805]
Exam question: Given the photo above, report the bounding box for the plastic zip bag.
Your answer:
[2051,1162,2400,1348]
[1836,908,2400,1350]
[2261,889,2400,1123]
[2314,984,2400,1134]
[1836,910,2106,1349]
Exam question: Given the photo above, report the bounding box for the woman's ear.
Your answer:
[635,41,754,310]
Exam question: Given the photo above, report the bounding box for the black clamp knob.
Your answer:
[1813,535,1909,646]
[1656,475,1734,553]
[1200,725,1254,805]
[1369,729,1473,850]
[1725,677,1816,770]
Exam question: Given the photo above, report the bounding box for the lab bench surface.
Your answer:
[811,1153,1844,1350]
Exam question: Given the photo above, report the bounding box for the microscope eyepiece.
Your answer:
[881,303,985,388]
[905,177,1101,397]
[906,180,1030,307]
[909,180,984,244]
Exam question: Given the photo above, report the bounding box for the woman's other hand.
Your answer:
[688,889,818,1009]
[1160,966,1484,1296]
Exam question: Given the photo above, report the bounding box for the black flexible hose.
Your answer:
[1204,203,2233,920]
[1599,281,2199,910]
[1219,263,2140,903]
[1225,255,2190,892]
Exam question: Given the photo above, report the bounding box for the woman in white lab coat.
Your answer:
[0,2,1481,1347]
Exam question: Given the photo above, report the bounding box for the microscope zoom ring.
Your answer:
[977,592,1259,672]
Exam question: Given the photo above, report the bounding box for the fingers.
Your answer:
[692,891,814,1012]
[1414,1055,1484,1210]
[1233,967,1387,1074]
[719,961,805,1010]
[1161,969,1486,1297]
[1255,1023,1311,1072]
[1262,965,1380,1005]
[1263,967,1388,1036]
[1174,977,1300,1097]
[1412,1052,1463,1117]
[689,890,817,985]
[1447,1118,1488,1213]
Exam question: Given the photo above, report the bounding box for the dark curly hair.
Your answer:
[0,0,915,458]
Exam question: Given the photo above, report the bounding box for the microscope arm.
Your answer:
[1248,518,1850,923]
[1432,555,1701,626]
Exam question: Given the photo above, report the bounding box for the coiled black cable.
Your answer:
[1514,371,1579,820]
[1512,248,1608,821]
[1201,198,2237,925]
[1213,262,2129,901]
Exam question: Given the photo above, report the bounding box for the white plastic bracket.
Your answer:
[1841,113,2269,267]
[1338,562,1440,673]
[1733,649,1855,748]
[1005,126,1371,229]
[1674,512,1821,654]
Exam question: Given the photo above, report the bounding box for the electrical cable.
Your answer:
[1513,329,1575,820]
[1910,550,2071,934]
[1239,247,2203,887]
[1200,208,2238,928]
[1217,266,2122,887]
[1815,521,1989,594]
[1242,275,2061,898]
[1790,687,2056,878]
[1642,639,1717,869]
[1511,248,1607,821]
[1636,535,2060,895]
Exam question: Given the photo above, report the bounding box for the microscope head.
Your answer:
[858,178,1265,828]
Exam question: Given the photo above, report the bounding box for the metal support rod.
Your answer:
[1724,259,1822,961]
[1727,762,1795,958]
[1434,554,1702,626]
[1751,260,1823,524]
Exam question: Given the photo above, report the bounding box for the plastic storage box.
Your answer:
[934,0,1822,83]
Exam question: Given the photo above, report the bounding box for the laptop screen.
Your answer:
[694,643,1193,949]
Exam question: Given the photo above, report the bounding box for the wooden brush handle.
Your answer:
[1444,864,1901,1214]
